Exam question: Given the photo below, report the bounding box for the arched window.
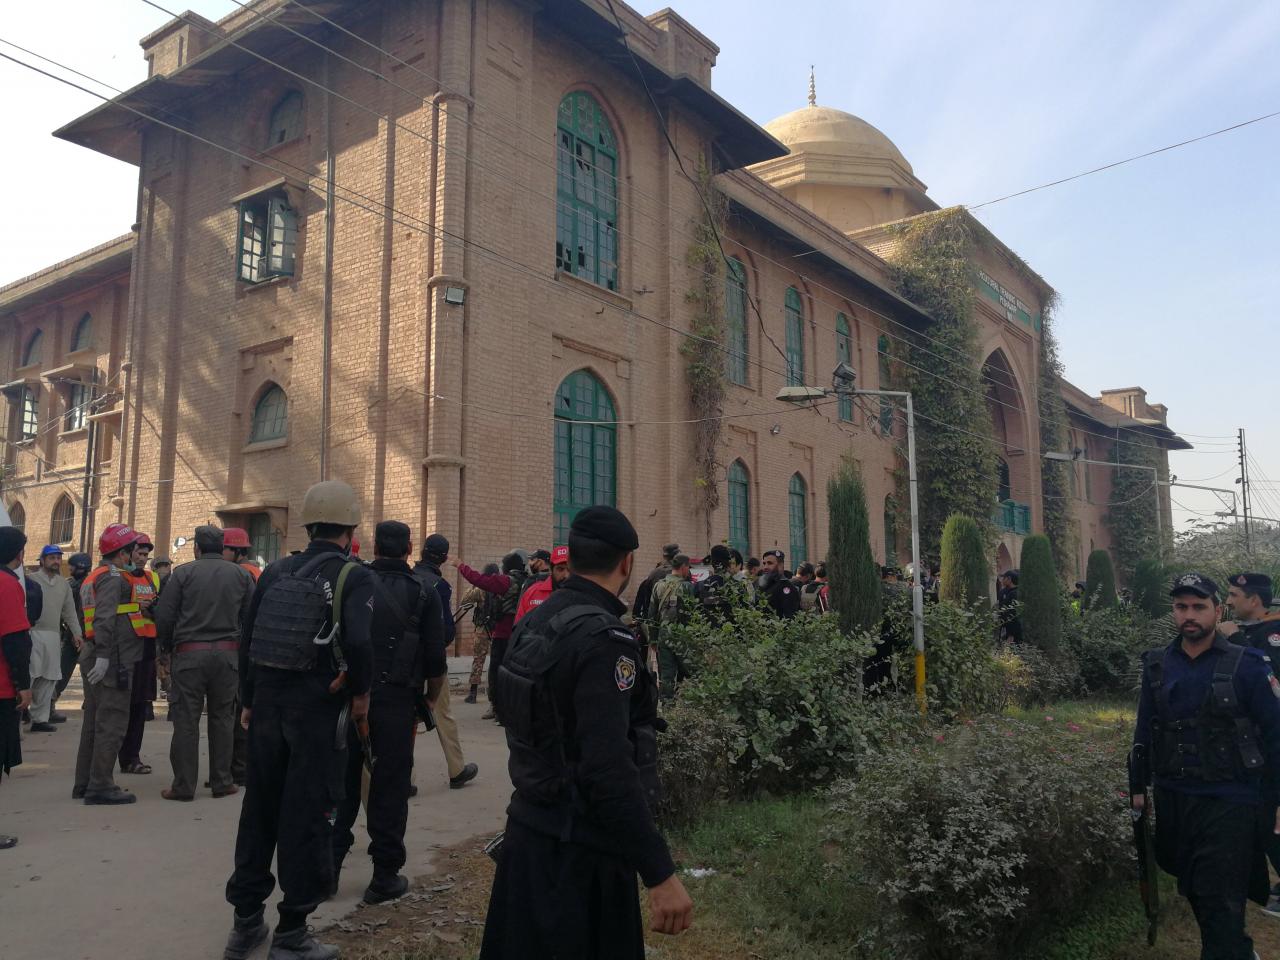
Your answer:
[249,384,288,443]
[784,287,804,386]
[19,387,38,440]
[50,495,75,545]
[266,91,304,147]
[22,330,42,367]
[71,313,93,352]
[555,92,619,291]
[725,258,748,386]
[877,334,893,432]
[727,460,751,555]
[788,473,808,565]
[884,494,898,565]
[836,313,853,422]
[8,502,25,533]
[554,370,616,542]
[996,457,1012,503]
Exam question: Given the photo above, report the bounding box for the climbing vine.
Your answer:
[1106,430,1166,582]
[1034,302,1076,577]
[681,165,728,544]
[885,208,998,556]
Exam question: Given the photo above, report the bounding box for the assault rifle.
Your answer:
[1128,744,1159,946]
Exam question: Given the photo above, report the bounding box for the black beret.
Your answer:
[571,506,639,551]
[1170,572,1220,600]
[424,533,450,557]
[1229,572,1272,593]
[662,542,680,559]
[194,525,224,551]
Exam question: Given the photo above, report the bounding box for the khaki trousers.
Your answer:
[433,680,466,779]
[168,650,238,797]
[74,668,131,794]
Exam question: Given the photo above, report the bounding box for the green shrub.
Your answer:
[827,458,882,635]
[828,717,1132,959]
[665,607,877,796]
[1062,604,1147,695]
[997,644,1083,708]
[1131,558,1167,619]
[939,514,990,609]
[1019,534,1061,655]
[1083,549,1118,610]
[887,597,1007,720]
[656,697,738,825]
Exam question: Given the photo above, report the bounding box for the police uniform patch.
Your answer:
[615,655,636,691]
[1270,675,1280,700]
[1269,634,1280,647]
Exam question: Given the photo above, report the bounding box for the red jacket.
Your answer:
[515,576,553,622]
[457,563,516,641]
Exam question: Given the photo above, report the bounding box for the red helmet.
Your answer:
[99,523,139,557]
[349,537,361,557]
[222,527,251,549]
[134,531,154,549]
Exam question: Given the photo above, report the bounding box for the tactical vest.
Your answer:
[249,553,357,672]
[497,570,527,619]
[1148,640,1266,783]
[370,569,430,686]
[123,570,160,637]
[82,566,137,640]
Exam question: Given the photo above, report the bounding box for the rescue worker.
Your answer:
[757,550,799,619]
[521,549,551,601]
[480,506,693,958]
[332,521,448,903]
[155,525,254,801]
[455,552,526,722]
[223,481,374,960]
[52,552,92,711]
[222,526,259,784]
[118,533,160,775]
[650,554,694,699]
[514,545,568,621]
[409,532,479,790]
[74,523,143,805]
[27,545,81,730]
[0,526,33,849]
[1130,573,1280,958]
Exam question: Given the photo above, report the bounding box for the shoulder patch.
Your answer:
[1268,634,1280,647]
[609,627,634,643]
[615,655,637,691]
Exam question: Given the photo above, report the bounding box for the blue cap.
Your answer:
[40,544,64,558]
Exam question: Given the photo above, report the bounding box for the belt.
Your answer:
[174,640,239,653]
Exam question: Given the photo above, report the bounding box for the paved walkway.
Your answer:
[0,659,509,959]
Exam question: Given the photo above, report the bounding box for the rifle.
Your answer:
[1128,744,1159,946]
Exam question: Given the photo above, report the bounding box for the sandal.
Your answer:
[121,761,153,775]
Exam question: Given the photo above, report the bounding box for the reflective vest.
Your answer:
[124,569,160,637]
[240,561,261,583]
[82,565,136,641]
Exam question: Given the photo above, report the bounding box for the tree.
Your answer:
[1084,549,1118,610]
[939,514,990,609]
[1131,558,1167,619]
[826,458,882,635]
[1019,534,1061,655]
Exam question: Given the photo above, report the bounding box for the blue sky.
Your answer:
[2,0,1276,533]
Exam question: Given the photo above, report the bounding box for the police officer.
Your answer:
[332,521,447,903]
[1130,573,1280,958]
[223,481,374,960]
[480,506,692,959]
[757,550,800,618]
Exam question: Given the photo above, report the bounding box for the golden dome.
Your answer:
[763,105,914,175]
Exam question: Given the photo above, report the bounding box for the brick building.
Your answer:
[3,0,1185,587]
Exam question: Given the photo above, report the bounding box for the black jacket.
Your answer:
[370,558,447,686]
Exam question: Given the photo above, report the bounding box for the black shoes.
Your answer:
[28,722,57,733]
[449,763,478,789]
[71,785,86,800]
[223,908,269,960]
[84,787,137,805]
[267,926,339,960]
[363,871,409,904]
[48,712,68,723]
[463,684,478,704]
[0,834,17,849]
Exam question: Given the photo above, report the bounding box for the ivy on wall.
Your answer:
[1035,305,1076,577]
[1106,430,1165,582]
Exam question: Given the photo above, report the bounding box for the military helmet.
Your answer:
[300,480,361,527]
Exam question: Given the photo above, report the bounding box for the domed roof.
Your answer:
[764,104,913,175]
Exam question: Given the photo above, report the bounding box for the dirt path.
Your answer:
[1112,895,1280,959]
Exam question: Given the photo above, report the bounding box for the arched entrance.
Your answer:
[983,349,1031,536]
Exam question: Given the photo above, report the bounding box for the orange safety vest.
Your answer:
[82,565,137,640]
[124,569,160,637]
[239,561,261,582]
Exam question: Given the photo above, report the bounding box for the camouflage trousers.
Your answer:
[469,629,491,688]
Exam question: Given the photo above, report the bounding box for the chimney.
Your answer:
[140,11,220,78]
[646,8,719,87]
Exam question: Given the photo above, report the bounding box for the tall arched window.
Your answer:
[19,387,38,440]
[727,459,751,555]
[836,312,853,422]
[50,495,75,545]
[71,313,93,352]
[22,330,42,367]
[8,502,24,533]
[784,287,804,386]
[725,258,748,386]
[884,494,898,565]
[788,473,808,565]
[996,457,1012,503]
[555,92,619,291]
[877,334,893,432]
[267,91,304,147]
[554,370,617,542]
[249,384,288,443]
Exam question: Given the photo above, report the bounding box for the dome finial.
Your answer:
[807,66,816,107]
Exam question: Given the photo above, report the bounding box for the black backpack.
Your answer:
[249,554,359,672]
[371,570,432,687]
[497,570,527,619]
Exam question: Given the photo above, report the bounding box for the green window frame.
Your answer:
[788,473,808,565]
[727,459,750,555]
[22,330,42,367]
[71,313,92,352]
[50,495,75,545]
[19,387,38,440]
[554,370,617,542]
[248,513,282,565]
[237,195,296,283]
[555,92,619,291]
[877,334,893,432]
[784,287,804,386]
[836,312,853,422]
[266,91,304,147]
[249,384,288,443]
[884,495,898,565]
[996,457,1012,504]
[725,258,748,385]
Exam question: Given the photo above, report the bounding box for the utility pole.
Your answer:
[1238,428,1252,555]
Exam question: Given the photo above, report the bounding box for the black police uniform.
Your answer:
[757,571,800,619]
[480,573,673,960]
[226,540,374,931]
[1132,616,1280,957]
[332,558,447,888]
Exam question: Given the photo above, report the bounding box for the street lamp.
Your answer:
[776,363,927,715]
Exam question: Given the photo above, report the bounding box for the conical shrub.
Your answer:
[940,514,989,609]
[1019,534,1061,655]
[1084,549,1118,610]
[826,458,882,635]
